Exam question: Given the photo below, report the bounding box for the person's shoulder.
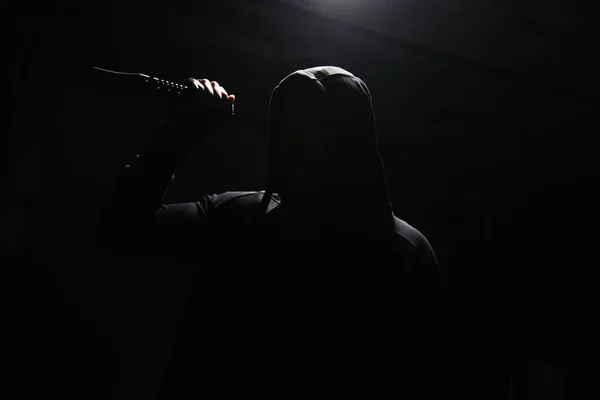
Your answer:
[201,191,280,237]
[205,191,262,208]
[392,217,431,250]
[392,216,439,271]
[203,190,280,213]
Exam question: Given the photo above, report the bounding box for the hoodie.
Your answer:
[258,66,396,238]
[109,66,445,400]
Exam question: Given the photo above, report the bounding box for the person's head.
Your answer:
[265,66,390,211]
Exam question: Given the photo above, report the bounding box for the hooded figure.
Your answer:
[261,66,392,234]
[109,66,445,400]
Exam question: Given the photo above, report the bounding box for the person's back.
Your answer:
[106,66,446,399]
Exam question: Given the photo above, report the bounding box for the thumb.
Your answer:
[226,94,236,114]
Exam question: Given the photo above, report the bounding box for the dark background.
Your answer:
[2,0,598,399]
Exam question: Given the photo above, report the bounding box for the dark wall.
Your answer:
[3,1,598,399]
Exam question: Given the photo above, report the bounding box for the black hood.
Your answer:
[261,66,392,220]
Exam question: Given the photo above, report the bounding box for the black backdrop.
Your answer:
[2,1,598,399]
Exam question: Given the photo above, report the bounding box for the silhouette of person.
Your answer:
[107,66,446,400]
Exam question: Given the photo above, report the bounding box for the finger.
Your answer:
[211,81,224,100]
[191,78,205,92]
[220,87,232,109]
[227,94,236,114]
[199,79,213,95]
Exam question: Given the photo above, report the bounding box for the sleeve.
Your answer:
[414,234,449,398]
[398,225,448,397]
[104,123,212,257]
[413,230,441,276]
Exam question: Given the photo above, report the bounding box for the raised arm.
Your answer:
[104,78,235,254]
